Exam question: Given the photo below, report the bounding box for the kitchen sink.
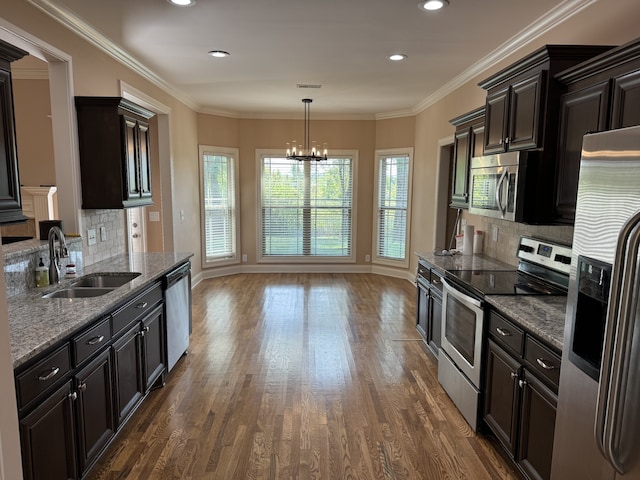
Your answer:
[42,287,115,299]
[70,272,141,288]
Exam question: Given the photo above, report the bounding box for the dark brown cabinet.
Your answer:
[416,261,442,357]
[0,40,28,224]
[449,107,484,209]
[483,310,560,480]
[19,381,78,480]
[484,72,545,154]
[16,279,169,480]
[75,97,155,209]
[74,349,115,475]
[554,39,640,223]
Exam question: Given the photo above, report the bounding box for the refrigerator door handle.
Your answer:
[595,210,640,474]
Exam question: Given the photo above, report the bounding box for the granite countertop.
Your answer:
[415,251,567,351]
[485,295,567,351]
[415,250,515,274]
[9,252,193,369]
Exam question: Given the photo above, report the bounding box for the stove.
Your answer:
[445,236,572,298]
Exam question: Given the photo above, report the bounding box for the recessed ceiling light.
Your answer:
[208,50,230,58]
[419,0,449,11]
[167,0,196,6]
[389,54,407,61]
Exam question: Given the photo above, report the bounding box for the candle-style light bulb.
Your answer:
[292,141,297,155]
[286,142,291,156]
[311,141,317,156]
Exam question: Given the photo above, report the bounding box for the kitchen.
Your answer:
[1,0,640,479]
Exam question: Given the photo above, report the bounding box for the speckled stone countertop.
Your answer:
[415,251,568,352]
[9,252,193,369]
[485,296,567,351]
[415,250,515,274]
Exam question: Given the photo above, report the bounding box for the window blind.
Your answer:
[202,153,236,261]
[376,155,409,260]
[261,156,353,257]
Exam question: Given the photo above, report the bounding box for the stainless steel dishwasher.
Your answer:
[165,262,191,372]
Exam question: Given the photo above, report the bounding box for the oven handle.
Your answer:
[441,279,483,309]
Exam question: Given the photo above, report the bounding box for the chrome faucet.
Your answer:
[48,226,69,284]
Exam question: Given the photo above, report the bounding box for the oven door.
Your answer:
[440,279,485,388]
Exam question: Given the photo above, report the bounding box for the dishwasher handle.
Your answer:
[166,263,190,287]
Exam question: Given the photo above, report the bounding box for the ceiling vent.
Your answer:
[296,84,322,89]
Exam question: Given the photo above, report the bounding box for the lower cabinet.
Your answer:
[483,310,560,480]
[416,262,443,357]
[16,281,169,480]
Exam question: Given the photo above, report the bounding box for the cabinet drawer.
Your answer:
[73,317,112,366]
[430,271,444,296]
[525,336,561,388]
[16,343,71,411]
[488,311,524,356]
[112,283,163,336]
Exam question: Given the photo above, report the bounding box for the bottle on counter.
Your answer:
[35,257,49,287]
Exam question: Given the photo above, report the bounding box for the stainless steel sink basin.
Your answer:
[70,272,141,288]
[42,287,115,299]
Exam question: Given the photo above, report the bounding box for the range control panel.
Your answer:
[517,236,572,275]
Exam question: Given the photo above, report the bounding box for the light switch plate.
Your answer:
[87,229,97,246]
[148,211,160,222]
[492,225,499,242]
[99,226,106,242]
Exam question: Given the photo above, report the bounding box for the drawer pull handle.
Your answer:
[38,366,60,382]
[136,302,148,309]
[496,327,511,337]
[536,358,556,370]
[432,279,441,285]
[87,335,105,345]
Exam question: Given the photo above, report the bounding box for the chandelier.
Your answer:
[286,98,327,161]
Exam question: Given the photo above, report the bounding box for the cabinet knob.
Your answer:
[132,233,140,239]
[78,382,87,391]
[510,371,519,379]
[505,137,510,144]
[519,379,527,389]
[68,391,78,401]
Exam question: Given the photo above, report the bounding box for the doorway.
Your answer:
[434,138,459,250]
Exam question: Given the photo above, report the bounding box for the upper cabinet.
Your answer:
[75,97,155,209]
[449,107,484,209]
[479,45,613,156]
[555,39,640,223]
[0,40,28,224]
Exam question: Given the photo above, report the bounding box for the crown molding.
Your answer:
[410,0,598,116]
[27,0,199,111]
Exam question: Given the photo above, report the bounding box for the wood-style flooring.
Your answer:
[87,273,519,479]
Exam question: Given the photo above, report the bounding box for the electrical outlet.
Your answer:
[99,226,106,242]
[87,228,97,246]
[242,254,247,262]
[148,211,160,222]
[365,254,371,262]
[492,225,499,242]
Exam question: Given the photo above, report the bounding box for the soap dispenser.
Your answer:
[35,257,49,287]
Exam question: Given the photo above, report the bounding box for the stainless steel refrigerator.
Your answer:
[552,124,640,479]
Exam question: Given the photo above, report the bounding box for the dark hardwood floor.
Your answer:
[87,273,519,479]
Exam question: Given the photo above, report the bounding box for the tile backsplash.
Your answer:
[81,209,127,266]
[478,217,574,266]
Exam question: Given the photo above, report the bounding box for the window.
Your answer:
[199,146,240,267]
[373,148,413,266]
[258,152,356,261]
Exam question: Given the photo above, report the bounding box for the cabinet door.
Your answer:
[416,282,429,341]
[0,67,25,223]
[428,289,442,354]
[75,349,115,475]
[507,71,546,151]
[484,86,510,154]
[142,304,166,391]
[554,82,610,223]
[471,121,485,159]
[611,69,640,129]
[123,116,140,201]
[517,370,558,480]
[451,127,471,208]
[19,380,78,480]
[483,340,521,456]
[112,323,144,427]
[137,121,152,202]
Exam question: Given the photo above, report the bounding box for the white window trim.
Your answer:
[372,147,414,269]
[255,149,358,264]
[199,145,241,269]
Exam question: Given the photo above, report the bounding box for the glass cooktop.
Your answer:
[446,269,567,297]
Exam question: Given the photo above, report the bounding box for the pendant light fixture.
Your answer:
[286,98,327,162]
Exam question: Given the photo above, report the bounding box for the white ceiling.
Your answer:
[24,0,592,118]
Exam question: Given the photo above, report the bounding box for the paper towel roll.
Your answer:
[463,224,474,255]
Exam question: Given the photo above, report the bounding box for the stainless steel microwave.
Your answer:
[468,151,530,221]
